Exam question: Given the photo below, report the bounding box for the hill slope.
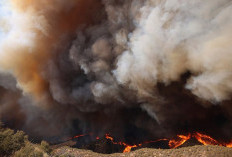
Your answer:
[52,145,232,157]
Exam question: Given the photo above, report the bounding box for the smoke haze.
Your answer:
[0,0,232,141]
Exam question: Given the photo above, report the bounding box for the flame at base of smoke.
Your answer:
[67,132,232,153]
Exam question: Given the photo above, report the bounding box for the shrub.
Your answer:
[14,143,43,157]
[0,129,27,155]
[41,140,52,154]
[0,121,51,156]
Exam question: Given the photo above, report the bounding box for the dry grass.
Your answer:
[52,145,232,157]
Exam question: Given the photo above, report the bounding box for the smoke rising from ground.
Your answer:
[0,0,232,141]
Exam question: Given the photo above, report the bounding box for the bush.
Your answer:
[0,129,27,155]
[41,140,52,154]
[0,121,51,156]
[14,143,43,157]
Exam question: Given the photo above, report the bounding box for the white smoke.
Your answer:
[0,0,232,139]
[115,0,232,103]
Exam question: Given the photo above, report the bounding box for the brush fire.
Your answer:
[68,132,232,153]
[0,0,232,154]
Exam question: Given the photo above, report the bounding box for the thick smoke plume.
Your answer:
[0,0,232,141]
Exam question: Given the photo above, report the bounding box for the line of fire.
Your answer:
[52,132,232,153]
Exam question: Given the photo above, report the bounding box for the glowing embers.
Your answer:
[68,134,89,141]
[105,134,169,152]
[68,132,232,153]
[105,134,142,153]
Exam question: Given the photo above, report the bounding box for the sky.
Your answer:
[0,0,11,41]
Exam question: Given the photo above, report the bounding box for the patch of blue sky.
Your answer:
[0,0,12,42]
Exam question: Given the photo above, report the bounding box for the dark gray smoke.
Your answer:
[0,0,232,142]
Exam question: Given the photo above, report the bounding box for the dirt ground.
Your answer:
[52,145,232,157]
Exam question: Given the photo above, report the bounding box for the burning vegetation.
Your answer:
[67,132,232,153]
[0,0,232,155]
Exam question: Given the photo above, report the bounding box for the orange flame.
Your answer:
[105,134,114,142]
[168,134,191,149]
[193,132,232,148]
[68,132,232,153]
[123,145,139,153]
[169,132,232,149]
[225,143,232,148]
[105,134,142,153]
[194,132,220,146]
[68,134,88,141]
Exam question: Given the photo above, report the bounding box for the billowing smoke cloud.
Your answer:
[115,0,232,102]
[0,0,232,141]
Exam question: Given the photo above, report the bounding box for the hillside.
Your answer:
[52,145,232,157]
